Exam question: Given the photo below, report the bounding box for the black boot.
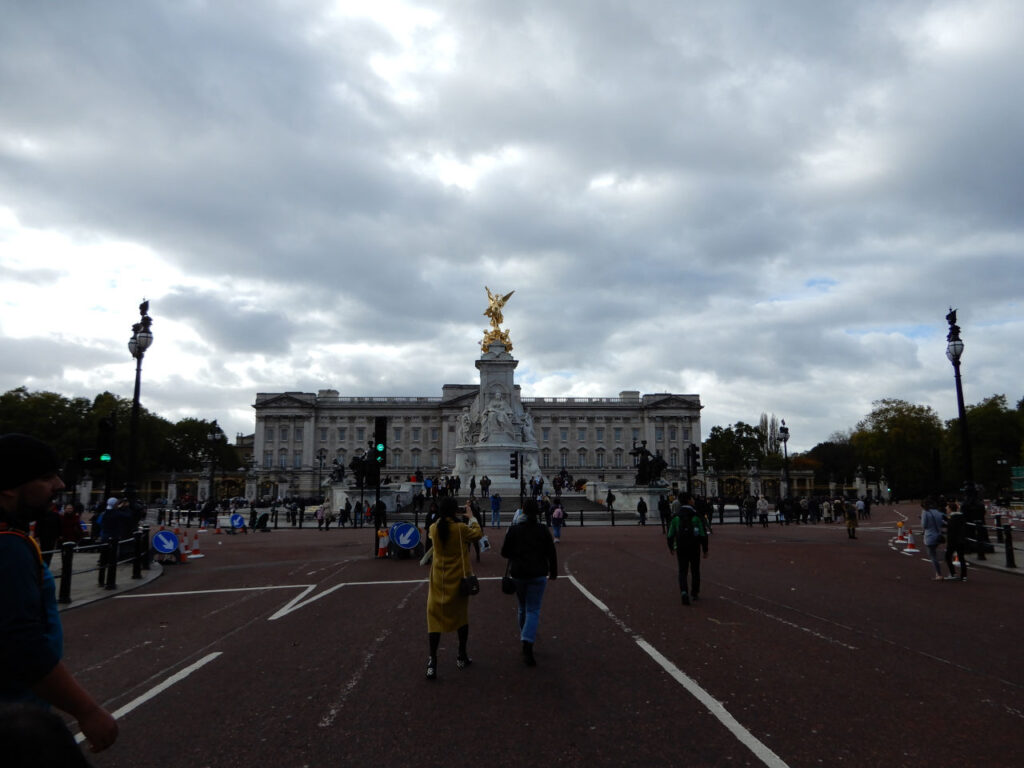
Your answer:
[522,641,536,667]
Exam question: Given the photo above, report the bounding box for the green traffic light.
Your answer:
[376,443,384,452]
[99,452,112,462]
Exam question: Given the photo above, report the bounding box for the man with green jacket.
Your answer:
[666,493,709,606]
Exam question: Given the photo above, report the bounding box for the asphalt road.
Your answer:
[62,507,1024,768]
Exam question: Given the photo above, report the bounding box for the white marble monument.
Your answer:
[452,289,546,495]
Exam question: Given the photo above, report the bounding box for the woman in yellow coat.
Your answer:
[426,497,482,680]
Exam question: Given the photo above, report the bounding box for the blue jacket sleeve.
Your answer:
[0,537,61,697]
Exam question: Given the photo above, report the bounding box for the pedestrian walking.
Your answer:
[666,493,709,605]
[637,497,648,526]
[500,499,558,667]
[551,500,565,542]
[424,498,481,680]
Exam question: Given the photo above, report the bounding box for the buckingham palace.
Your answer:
[251,386,703,499]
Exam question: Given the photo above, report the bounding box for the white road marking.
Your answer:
[566,572,790,768]
[318,630,391,727]
[115,585,313,598]
[74,653,222,745]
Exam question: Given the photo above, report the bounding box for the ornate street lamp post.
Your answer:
[945,309,975,494]
[779,420,790,501]
[127,300,154,505]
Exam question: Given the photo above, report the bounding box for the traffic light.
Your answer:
[97,416,115,463]
[373,416,387,467]
[509,452,519,479]
[688,444,700,474]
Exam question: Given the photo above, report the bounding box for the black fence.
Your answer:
[45,526,152,605]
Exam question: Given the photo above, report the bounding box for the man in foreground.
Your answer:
[0,433,119,753]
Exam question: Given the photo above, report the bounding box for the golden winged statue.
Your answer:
[482,286,515,353]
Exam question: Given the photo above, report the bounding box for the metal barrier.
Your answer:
[48,525,151,605]
[965,519,1017,569]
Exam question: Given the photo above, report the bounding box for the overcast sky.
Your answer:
[2,1,1021,454]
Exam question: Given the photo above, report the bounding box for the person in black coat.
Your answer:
[500,499,558,666]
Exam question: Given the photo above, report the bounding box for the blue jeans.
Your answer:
[515,577,548,643]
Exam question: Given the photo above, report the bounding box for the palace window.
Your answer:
[356,427,365,441]
[596,450,605,468]
[280,427,289,442]
[577,449,587,468]
[614,427,622,443]
[596,427,604,442]
[295,427,303,442]
[411,427,421,442]
[669,427,677,441]
[560,428,568,442]
[278,450,288,469]
[577,428,586,442]
[265,427,274,442]
[338,427,346,441]
[394,427,402,442]
[320,428,328,442]
[614,450,623,468]
[655,427,664,442]
[263,451,273,469]
[293,451,303,469]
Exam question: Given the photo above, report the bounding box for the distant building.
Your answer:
[251,387,703,498]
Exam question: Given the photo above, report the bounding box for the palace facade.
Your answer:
[251,386,703,498]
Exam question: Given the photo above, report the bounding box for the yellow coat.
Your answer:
[426,518,482,633]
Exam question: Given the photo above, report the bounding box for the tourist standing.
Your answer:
[920,498,945,580]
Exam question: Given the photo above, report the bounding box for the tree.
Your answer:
[852,399,943,498]
[945,394,1023,498]
[803,433,858,489]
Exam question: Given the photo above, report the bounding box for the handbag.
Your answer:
[501,560,517,595]
[458,526,480,596]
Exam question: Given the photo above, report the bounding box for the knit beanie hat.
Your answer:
[0,434,60,491]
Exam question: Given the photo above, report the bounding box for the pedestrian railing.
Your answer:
[44,526,152,605]
[958,520,1015,573]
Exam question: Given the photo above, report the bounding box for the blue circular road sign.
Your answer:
[389,522,421,550]
[153,530,180,554]
[230,513,246,529]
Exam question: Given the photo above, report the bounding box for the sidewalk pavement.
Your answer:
[52,557,164,612]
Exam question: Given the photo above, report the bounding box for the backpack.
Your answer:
[675,512,702,548]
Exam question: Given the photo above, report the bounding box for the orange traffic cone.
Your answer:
[896,522,906,543]
[214,525,223,535]
[903,528,919,554]
[189,532,205,559]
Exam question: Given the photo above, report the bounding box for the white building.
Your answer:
[252,386,702,498]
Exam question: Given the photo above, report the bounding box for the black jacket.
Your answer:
[501,521,558,579]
